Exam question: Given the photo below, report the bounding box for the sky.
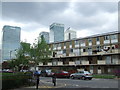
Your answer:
[0,0,118,45]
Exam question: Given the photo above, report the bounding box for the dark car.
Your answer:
[54,71,70,78]
[70,71,93,80]
[41,69,54,77]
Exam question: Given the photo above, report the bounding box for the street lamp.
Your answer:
[10,51,12,60]
[9,49,17,60]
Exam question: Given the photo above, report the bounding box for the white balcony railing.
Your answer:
[47,62,52,65]
[97,60,105,64]
[58,61,63,65]
[69,62,75,65]
[81,61,89,65]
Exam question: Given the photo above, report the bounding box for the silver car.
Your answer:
[70,71,93,80]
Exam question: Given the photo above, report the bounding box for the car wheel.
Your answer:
[88,78,92,80]
[71,76,74,79]
[81,76,86,80]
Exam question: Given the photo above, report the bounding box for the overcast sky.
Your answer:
[0,0,118,45]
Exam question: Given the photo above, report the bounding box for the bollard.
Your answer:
[52,74,56,86]
[36,75,39,89]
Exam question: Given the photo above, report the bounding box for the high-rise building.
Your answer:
[39,32,49,43]
[50,23,64,42]
[2,25,21,61]
[64,27,76,40]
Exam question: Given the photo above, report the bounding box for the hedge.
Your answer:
[2,72,35,90]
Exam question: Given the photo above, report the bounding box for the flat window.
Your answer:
[96,37,100,41]
[63,49,66,53]
[88,39,92,43]
[75,40,79,45]
[83,49,86,52]
[70,49,73,52]
[111,35,117,40]
[69,41,72,45]
[104,36,110,40]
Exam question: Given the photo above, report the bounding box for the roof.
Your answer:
[48,31,120,44]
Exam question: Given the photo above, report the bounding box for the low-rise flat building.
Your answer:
[38,31,120,74]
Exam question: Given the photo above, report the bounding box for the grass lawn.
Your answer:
[93,74,116,79]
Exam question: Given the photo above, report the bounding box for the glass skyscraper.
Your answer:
[50,23,64,42]
[2,25,21,61]
[39,32,49,43]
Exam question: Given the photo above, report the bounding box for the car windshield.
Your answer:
[46,70,51,72]
[84,71,90,74]
[63,71,68,73]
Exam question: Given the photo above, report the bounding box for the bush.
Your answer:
[2,72,35,90]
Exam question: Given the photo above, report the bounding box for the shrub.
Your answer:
[2,72,35,90]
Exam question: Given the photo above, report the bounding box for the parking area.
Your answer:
[31,77,119,88]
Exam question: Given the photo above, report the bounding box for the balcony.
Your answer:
[81,61,89,65]
[56,54,63,57]
[96,41,100,45]
[70,45,72,48]
[97,60,105,64]
[57,47,61,50]
[112,49,119,53]
[64,46,66,49]
[58,61,63,65]
[69,53,76,56]
[39,62,43,66]
[81,52,88,55]
[47,62,52,65]
[69,61,75,65]
[104,40,110,44]
[75,44,79,48]
[89,42,92,46]
[111,39,118,43]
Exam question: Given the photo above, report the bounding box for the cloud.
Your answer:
[1,2,118,44]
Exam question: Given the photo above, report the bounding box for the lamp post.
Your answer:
[10,51,12,60]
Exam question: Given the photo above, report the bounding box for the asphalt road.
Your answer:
[38,77,119,88]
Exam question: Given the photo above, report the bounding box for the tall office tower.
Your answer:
[39,32,49,43]
[2,25,21,61]
[64,27,76,40]
[50,23,64,42]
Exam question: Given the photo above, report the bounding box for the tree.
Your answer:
[34,36,52,66]
[15,42,31,71]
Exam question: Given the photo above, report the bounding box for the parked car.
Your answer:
[41,69,54,77]
[54,71,70,78]
[70,71,93,80]
[2,69,14,73]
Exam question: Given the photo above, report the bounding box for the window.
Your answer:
[97,56,102,60]
[88,38,92,43]
[53,44,56,49]
[69,41,72,45]
[64,43,66,46]
[80,40,85,46]
[104,36,110,40]
[96,37,100,41]
[83,49,86,52]
[111,35,117,40]
[58,43,61,47]
[63,49,66,53]
[75,40,79,45]
[70,49,73,52]
[96,46,101,51]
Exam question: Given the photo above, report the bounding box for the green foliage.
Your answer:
[2,72,34,90]
[93,74,116,79]
[33,36,52,65]
[14,42,31,70]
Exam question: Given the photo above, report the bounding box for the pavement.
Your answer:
[13,77,120,89]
